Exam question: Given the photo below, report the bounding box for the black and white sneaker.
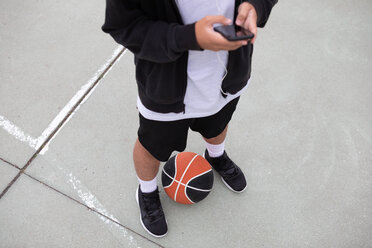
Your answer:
[136,186,168,238]
[204,150,247,193]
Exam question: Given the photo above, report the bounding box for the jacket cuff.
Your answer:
[175,23,203,51]
[245,0,264,27]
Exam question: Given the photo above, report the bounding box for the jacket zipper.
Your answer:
[221,0,241,97]
[170,0,184,24]
[170,0,188,114]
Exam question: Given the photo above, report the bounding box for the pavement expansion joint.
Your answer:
[21,172,165,248]
[0,171,22,199]
[0,157,21,170]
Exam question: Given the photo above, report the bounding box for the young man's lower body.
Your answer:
[133,97,247,237]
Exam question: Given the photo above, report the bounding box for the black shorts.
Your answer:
[138,97,240,162]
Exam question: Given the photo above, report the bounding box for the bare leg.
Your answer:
[133,138,168,237]
[133,138,160,181]
[203,125,228,145]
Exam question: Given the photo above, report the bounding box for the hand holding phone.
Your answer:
[213,25,254,41]
[195,15,250,51]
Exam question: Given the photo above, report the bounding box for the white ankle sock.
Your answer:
[205,141,225,158]
[137,176,158,193]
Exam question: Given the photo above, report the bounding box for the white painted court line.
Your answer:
[23,153,145,248]
[0,115,39,149]
[38,46,127,154]
[1,45,127,155]
[66,169,142,248]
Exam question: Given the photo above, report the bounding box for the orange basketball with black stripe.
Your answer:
[161,152,214,204]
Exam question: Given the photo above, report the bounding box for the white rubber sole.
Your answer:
[221,176,247,193]
[135,187,168,238]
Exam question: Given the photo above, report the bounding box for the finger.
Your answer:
[242,17,251,30]
[244,19,257,34]
[214,33,244,45]
[244,14,257,44]
[217,38,246,50]
[246,26,256,44]
[248,25,257,44]
[235,4,249,26]
[227,42,246,51]
[216,44,242,51]
[225,37,248,47]
[242,10,257,30]
[250,30,257,44]
[211,30,247,50]
[206,15,232,26]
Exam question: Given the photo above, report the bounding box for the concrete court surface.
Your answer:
[0,0,371,247]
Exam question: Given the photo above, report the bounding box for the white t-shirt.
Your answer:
[137,0,250,121]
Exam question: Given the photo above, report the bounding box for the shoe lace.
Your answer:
[220,161,240,179]
[142,191,164,223]
[216,155,240,180]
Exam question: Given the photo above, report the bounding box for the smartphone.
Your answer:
[213,25,254,41]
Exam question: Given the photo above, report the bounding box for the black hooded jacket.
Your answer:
[102,0,277,113]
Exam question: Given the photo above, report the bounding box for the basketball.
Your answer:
[161,152,214,204]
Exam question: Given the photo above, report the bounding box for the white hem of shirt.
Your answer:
[137,79,250,122]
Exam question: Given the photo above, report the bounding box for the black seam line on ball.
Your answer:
[162,168,213,192]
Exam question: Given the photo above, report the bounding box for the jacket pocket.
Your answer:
[221,43,253,94]
[135,58,187,105]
